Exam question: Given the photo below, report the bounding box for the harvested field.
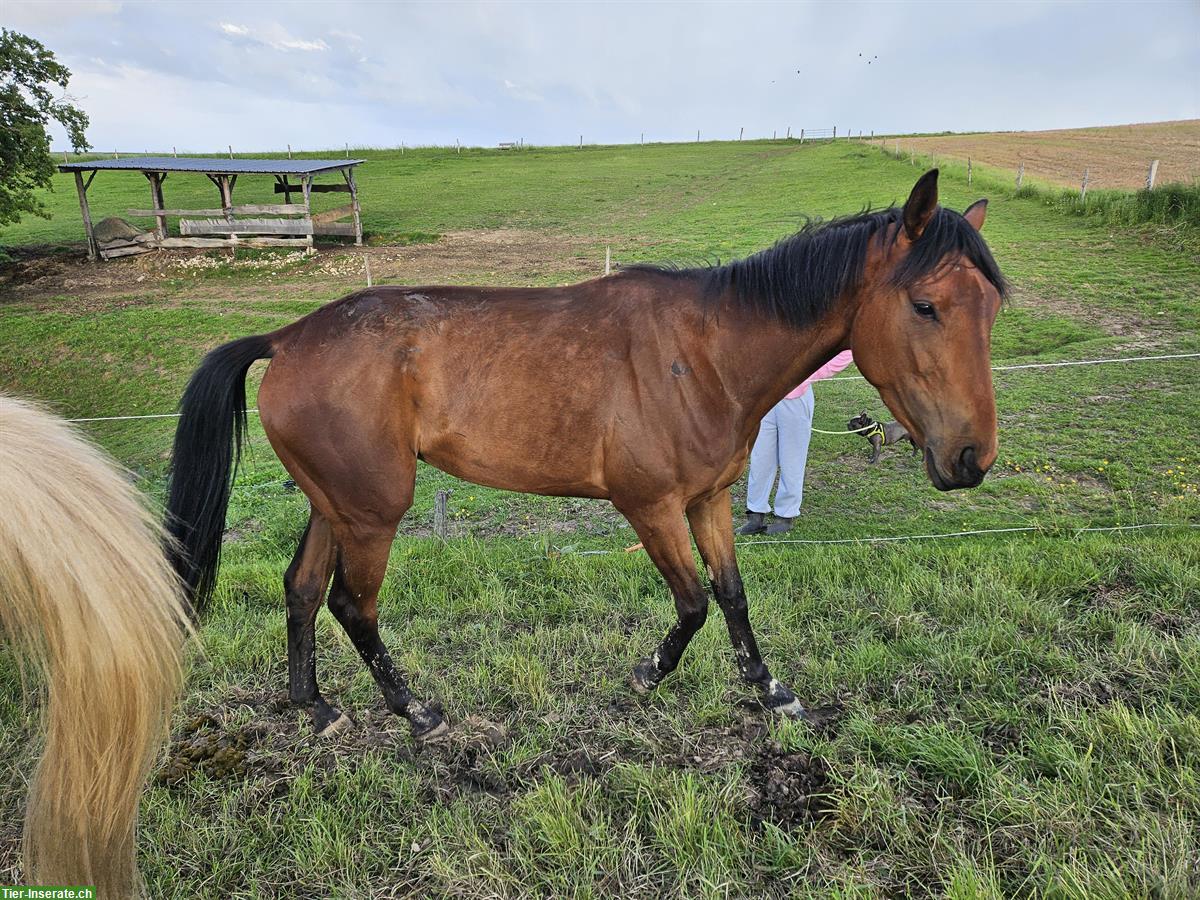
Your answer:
[904,119,1200,190]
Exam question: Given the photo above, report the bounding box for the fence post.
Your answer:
[641,132,644,145]
[1146,159,1159,190]
[787,126,791,139]
[604,246,611,276]
[967,157,972,186]
[433,490,449,540]
[696,129,700,142]
[773,130,776,140]
[910,145,914,166]
[799,128,804,144]
[739,127,743,141]
[1016,162,1024,190]
[228,144,233,159]
[287,143,292,159]
[1080,168,1089,200]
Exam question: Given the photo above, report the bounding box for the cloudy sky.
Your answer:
[10,0,1199,153]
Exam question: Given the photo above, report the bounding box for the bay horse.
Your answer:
[167,170,1005,740]
[0,395,188,895]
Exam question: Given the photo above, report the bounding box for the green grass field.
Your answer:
[1,139,1198,897]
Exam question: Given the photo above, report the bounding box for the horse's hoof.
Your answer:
[629,658,659,695]
[413,716,450,743]
[764,679,807,719]
[317,712,354,738]
[769,697,808,719]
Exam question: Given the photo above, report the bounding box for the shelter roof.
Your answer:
[58,157,364,176]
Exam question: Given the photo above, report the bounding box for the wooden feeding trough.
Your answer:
[57,156,365,261]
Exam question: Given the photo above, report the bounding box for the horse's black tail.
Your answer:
[166,334,275,618]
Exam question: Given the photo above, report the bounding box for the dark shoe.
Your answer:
[765,516,794,534]
[736,511,767,535]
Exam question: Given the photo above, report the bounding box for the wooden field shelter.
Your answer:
[57,157,365,260]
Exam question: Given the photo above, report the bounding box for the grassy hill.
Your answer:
[1,139,1197,897]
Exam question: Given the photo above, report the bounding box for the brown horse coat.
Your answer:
[168,170,1005,737]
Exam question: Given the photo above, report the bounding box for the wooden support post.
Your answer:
[1080,167,1089,200]
[276,175,293,205]
[696,129,700,142]
[287,143,292,159]
[967,157,972,186]
[146,172,167,240]
[344,168,362,246]
[302,176,314,248]
[433,490,449,540]
[799,128,803,143]
[1146,159,1159,190]
[833,126,836,138]
[218,175,235,222]
[1016,162,1024,190]
[73,170,99,262]
[739,127,743,141]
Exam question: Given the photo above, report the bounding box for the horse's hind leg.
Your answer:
[284,511,344,734]
[326,522,449,741]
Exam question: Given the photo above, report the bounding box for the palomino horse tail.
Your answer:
[166,334,274,616]
[0,395,189,896]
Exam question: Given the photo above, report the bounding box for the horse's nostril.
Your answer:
[959,446,979,475]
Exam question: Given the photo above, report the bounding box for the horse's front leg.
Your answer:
[619,501,711,694]
[687,489,806,717]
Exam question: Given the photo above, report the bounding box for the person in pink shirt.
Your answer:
[737,350,854,535]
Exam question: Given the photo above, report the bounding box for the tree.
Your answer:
[0,29,90,227]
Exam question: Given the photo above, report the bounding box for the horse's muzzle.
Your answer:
[925,445,988,491]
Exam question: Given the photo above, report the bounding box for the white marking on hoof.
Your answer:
[318,712,353,738]
[416,718,451,743]
[770,698,807,719]
[629,670,654,695]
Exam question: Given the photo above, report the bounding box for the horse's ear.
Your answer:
[963,199,987,231]
[903,169,939,240]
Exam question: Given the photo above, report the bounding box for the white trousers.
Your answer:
[745,391,814,518]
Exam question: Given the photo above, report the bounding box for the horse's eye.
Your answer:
[912,301,937,320]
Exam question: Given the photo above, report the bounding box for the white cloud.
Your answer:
[270,37,329,52]
[14,0,1200,151]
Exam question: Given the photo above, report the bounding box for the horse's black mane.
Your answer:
[626,205,1007,329]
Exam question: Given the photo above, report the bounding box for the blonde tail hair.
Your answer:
[0,396,189,896]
